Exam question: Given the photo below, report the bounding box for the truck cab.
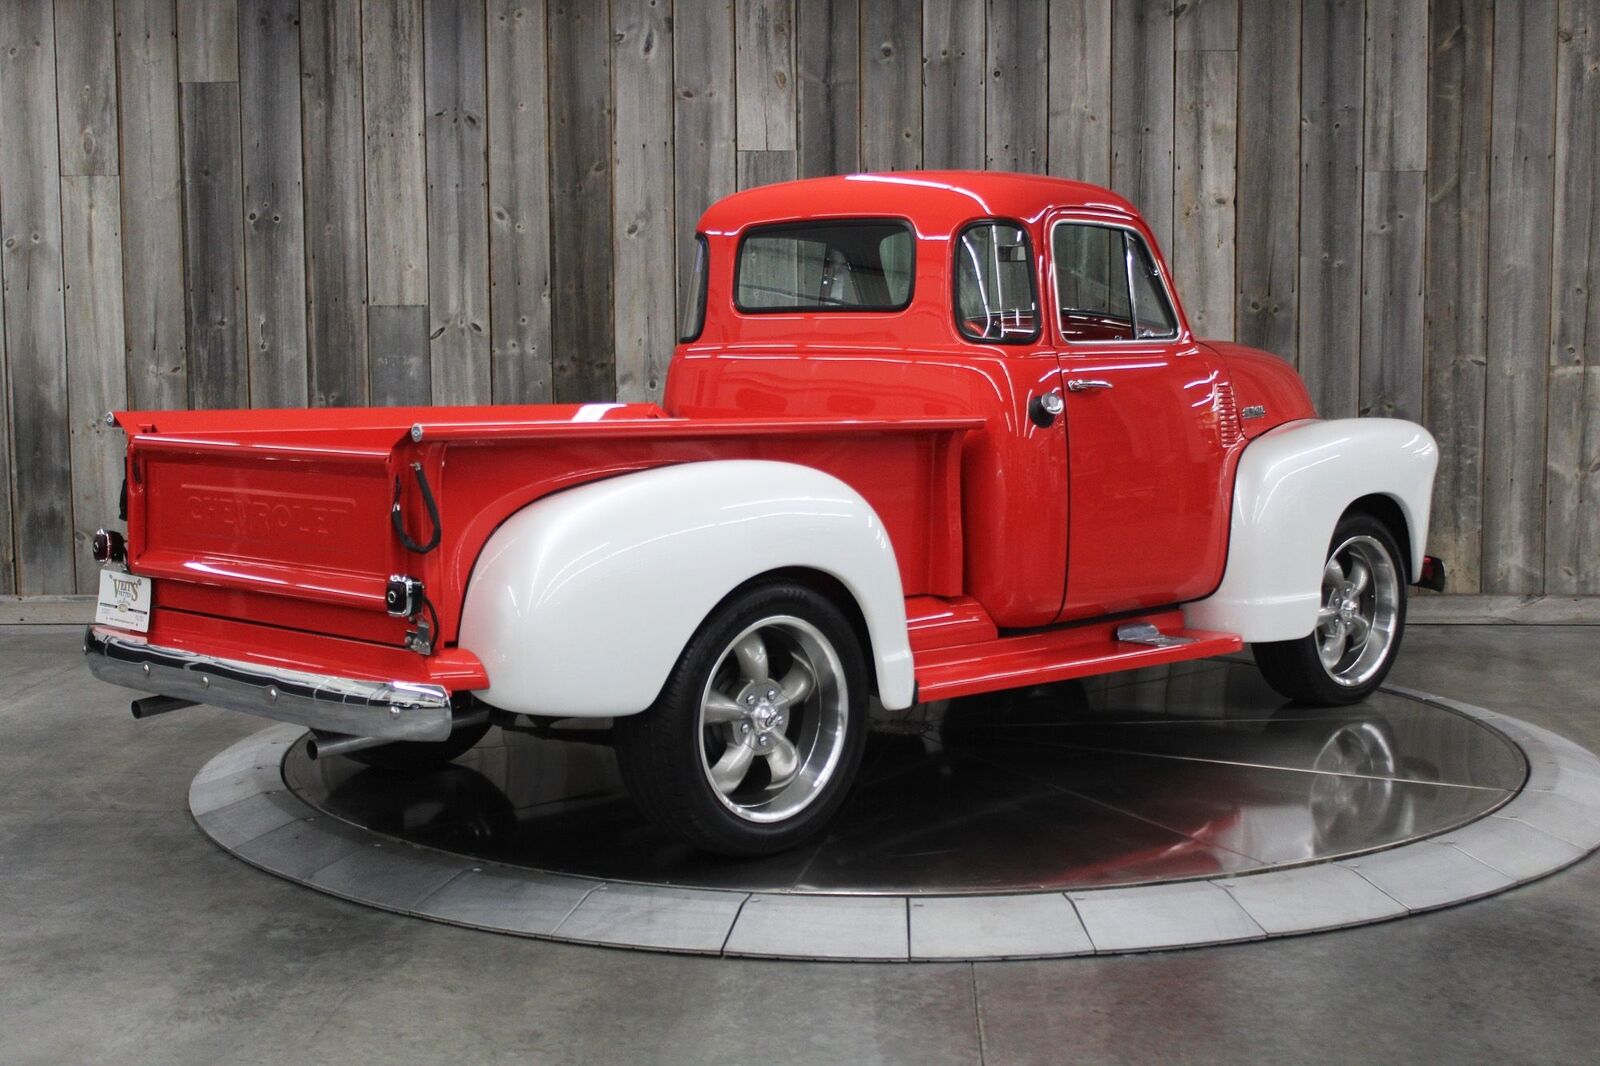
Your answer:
[87,172,1441,856]
[669,172,1302,627]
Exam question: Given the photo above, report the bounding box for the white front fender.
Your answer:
[1183,418,1438,643]
[458,460,915,717]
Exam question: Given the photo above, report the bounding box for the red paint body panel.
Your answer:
[914,610,1243,703]
[104,172,1318,702]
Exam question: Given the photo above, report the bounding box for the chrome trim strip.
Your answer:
[83,626,454,742]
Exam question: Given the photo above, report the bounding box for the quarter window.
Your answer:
[735,221,913,312]
[1052,223,1178,342]
[954,222,1039,343]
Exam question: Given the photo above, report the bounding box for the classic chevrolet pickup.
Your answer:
[87,172,1443,855]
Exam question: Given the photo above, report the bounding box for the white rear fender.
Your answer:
[458,460,915,716]
[1183,418,1438,643]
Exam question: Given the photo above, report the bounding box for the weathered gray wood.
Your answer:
[300,0,369,407]
[548,0,613,402]
[117,0,187,411]
[1484,2,1556,594]
[1235,0,1299,360]
[362,0,428,307]
[239,0,308,408]
[0,259,9,593]
[1172,47,1237,339]
[987,0,1049,172]
[861,0,921,171]
[55,0,120,177]
[675,0,736,314]
[1423,0,1491,594]
[424,0,491,406]
[796,0,859,177]
[737,149,798,190]
[1359,169,1425,419]
[1547,0,1600,594]
[487,0,554,404]
[180,81,247,409]
[1,1,74,594]
[612,0,674,402]
[1110,0,1175,251]
[1175,0,1237,50]
[368,305,431,406]
[61,176,128,591]
[1297,0,1363,417]
[923,0,984,169]
[1047,0,1111,185]
[1365,0,1429,172]
[177,0,237,82]
[736,0,796,152]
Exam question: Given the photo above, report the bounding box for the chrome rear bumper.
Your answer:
[84,626,454,741]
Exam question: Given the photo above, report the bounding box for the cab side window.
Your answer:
[1052,223,1178,342]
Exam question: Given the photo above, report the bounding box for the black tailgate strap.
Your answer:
[391,462,442,555]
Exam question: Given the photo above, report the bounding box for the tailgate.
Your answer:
[131,434,400,609]
[122,427,416,646]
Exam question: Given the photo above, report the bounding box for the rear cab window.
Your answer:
[735,220,914,312]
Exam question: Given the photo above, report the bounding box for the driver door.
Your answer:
[1048,214,1233,621]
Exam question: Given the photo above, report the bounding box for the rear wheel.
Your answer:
[1253,512,1407,705]
[613,580,869,856]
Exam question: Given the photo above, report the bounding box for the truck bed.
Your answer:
[113,403,979,686]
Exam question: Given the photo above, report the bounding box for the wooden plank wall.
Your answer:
[1,0,1597,601]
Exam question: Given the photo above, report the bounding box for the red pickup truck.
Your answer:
[87,172,1441,855]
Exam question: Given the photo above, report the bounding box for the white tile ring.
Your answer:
[190,688,1600,962]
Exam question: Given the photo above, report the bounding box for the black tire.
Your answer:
[320,719,492,774]
[1253,511,1408,706]
[613,580,870,857]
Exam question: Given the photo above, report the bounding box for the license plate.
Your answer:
[95,570,152,633]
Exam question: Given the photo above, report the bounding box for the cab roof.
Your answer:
[697,170,1141,235]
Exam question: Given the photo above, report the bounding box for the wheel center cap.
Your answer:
[739,683,785,736]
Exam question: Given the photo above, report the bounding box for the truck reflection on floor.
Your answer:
[287,660,1523,895]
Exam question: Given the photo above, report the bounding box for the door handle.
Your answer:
[1066,379,1113,392]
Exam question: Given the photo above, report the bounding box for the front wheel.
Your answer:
[1253,512,1408,706]
[613,581,869,856]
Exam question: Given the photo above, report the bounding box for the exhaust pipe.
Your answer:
[131,695,198,720]
[306,731,391,760]
[307,708,490,762]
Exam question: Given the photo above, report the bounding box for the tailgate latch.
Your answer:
[387,574,435,656]
[386,575,423,618]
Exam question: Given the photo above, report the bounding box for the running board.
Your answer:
[912,610,1243,703]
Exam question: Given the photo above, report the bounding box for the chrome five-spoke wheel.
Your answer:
[1253,511,1409,706]
[698,616,847,823]
[1314,534,1401,689]
[613,580,869,856]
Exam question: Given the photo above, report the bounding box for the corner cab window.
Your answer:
[955,221,1039,343]
[1052,223,1178,342]
[735,220,913,312]
[679,234,708,341]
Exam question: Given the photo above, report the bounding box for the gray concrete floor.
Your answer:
[2,624,1597,1065]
